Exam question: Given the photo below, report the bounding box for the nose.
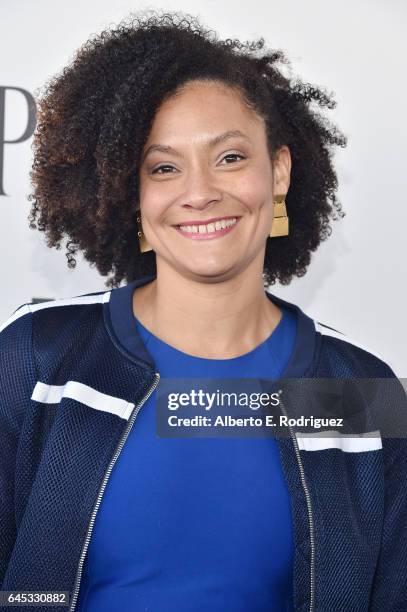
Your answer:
[180,165,223,211]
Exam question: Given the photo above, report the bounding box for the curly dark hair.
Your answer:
[28,9,347,289]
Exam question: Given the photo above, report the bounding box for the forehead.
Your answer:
[146,80,264,139]
[171,79,243,101]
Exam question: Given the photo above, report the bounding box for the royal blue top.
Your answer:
[76,300,297,611]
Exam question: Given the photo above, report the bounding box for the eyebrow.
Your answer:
[141,130,252,163]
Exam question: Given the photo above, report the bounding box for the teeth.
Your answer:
[179,217,237,234]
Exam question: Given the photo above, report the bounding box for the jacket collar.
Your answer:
[106,273,317,378]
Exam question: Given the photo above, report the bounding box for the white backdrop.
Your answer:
[1,0,406,375]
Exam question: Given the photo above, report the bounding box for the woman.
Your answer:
[1,11,406,612]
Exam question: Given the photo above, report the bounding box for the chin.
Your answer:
[182,263,238,282]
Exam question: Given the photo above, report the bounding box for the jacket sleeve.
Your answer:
[0,304,36,587]
[368,371,407,610]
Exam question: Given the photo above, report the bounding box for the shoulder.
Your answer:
[0,288,113,374]
[313,319,398,379]
[0,288,113,430]
[0,288,111,336]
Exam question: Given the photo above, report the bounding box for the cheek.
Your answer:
[233,164,273,212]
[235,182,272,213]
[139,183,167,221]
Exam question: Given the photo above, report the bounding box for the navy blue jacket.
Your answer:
[0,273,406,611]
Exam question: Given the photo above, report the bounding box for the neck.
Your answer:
[132,259,282,359]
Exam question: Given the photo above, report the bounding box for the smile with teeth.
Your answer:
[175,217,239,240]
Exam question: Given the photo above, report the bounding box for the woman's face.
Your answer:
[139,79,291,281]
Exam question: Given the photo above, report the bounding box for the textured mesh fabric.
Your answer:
[313,335,407,611]
[0,303,156,612]
[0,310,35,585]
[0,301,406,612]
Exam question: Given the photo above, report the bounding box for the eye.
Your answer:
[220,153,246,164]
[151,164,176,175]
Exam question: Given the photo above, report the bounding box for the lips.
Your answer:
[173,216,241,240]
[174,215,240,228]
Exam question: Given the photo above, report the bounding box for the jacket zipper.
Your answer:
[279,392,316,612]
[68,372,161,612]
[68,375,314,611]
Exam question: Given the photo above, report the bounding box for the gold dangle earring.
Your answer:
[269,194,289,237]
[136,209,153,253]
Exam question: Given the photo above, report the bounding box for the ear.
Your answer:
[272,145,291,195]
